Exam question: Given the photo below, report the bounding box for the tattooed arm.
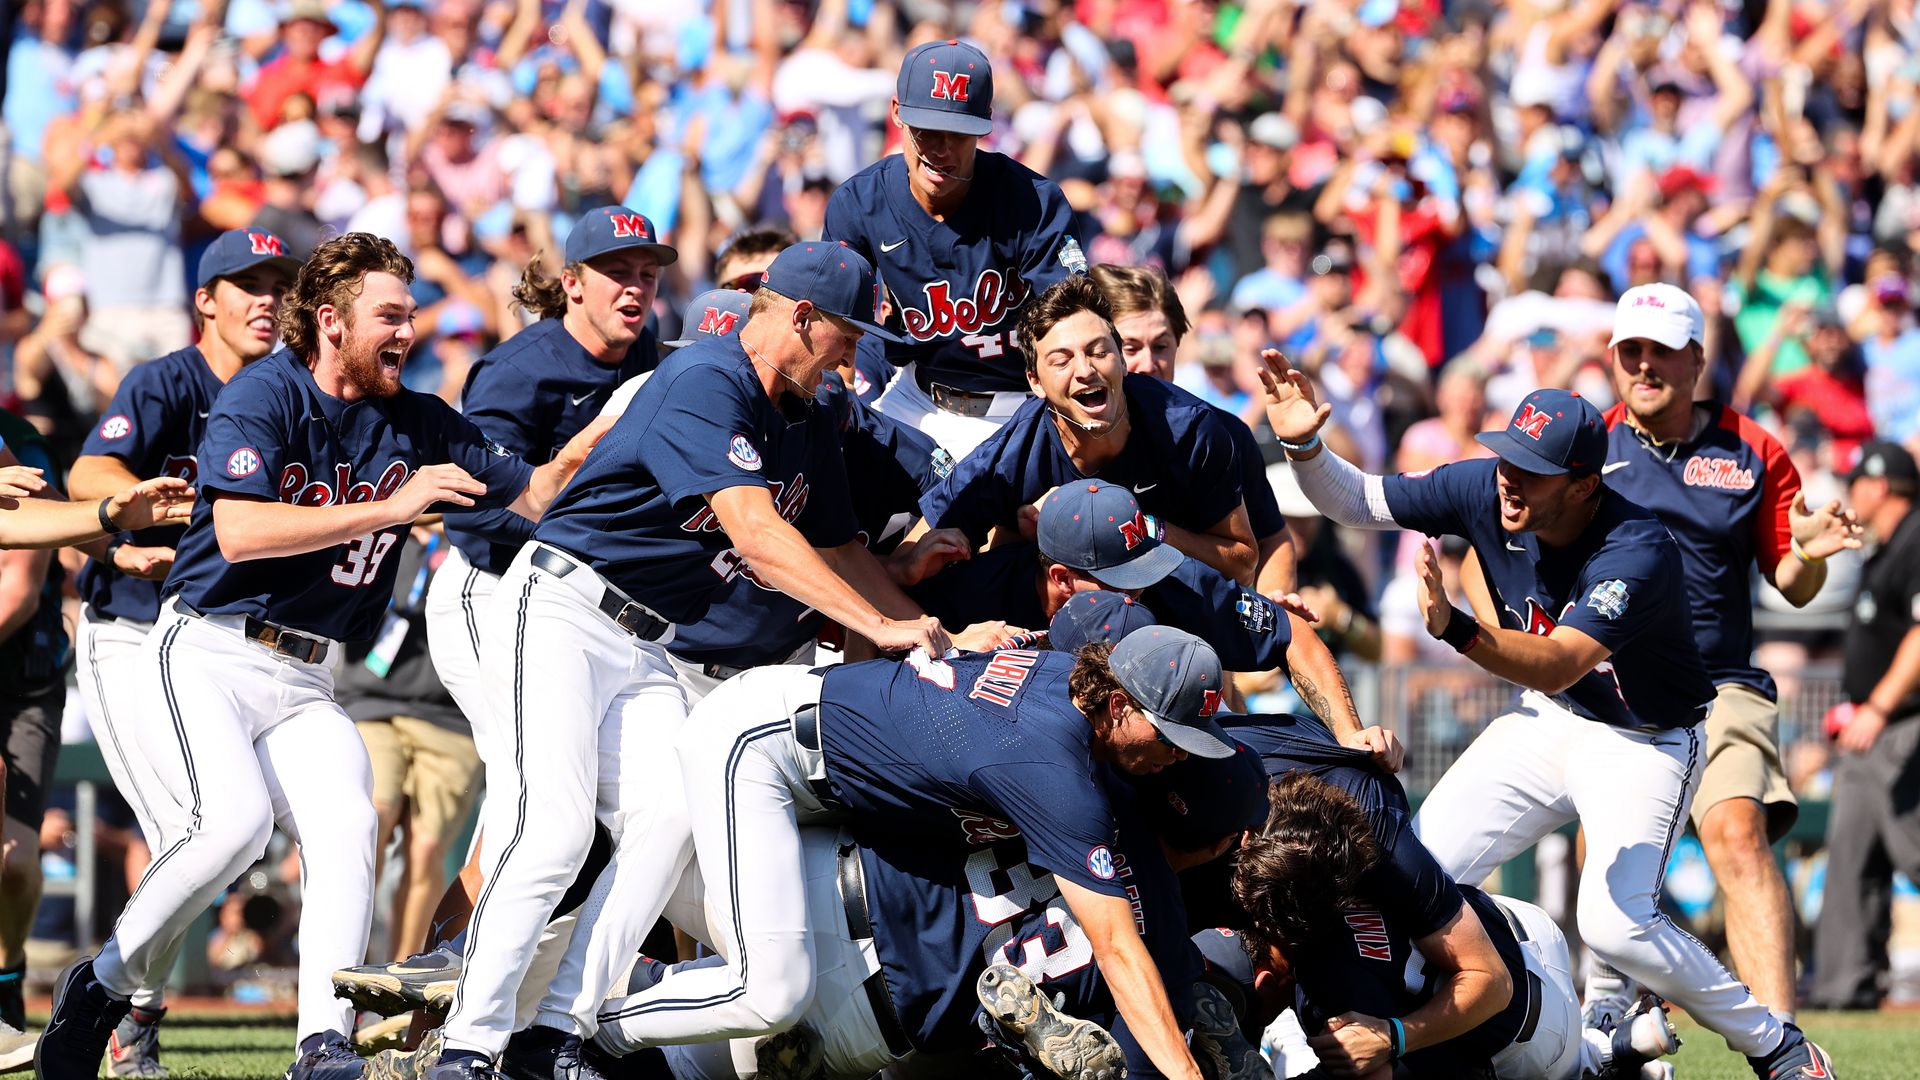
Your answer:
[1283,612,1405,772]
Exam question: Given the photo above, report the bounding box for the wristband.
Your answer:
[1388,1017,1406,1059]
[1791,536,1825,565]
[1437,605,1482,654]
[1142,514,1167,544]
[104,538,127,566]
[97,498,117,534]
[1278,432,1322,455]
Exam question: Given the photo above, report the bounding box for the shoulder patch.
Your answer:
[727,434,763,472]
[1087,845,1117,881]
[1058,236,1088,275]
[98,414,133,440]
[1587,579,1630,620]
[930,447,956,480]
[1235,593,1275,633]
[226,447,262,478]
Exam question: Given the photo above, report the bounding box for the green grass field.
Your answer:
[27,1008,1920,1078]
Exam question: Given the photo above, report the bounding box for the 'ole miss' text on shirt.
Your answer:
[167,350,534,643]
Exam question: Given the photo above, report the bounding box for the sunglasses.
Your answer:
[724,272,765,292]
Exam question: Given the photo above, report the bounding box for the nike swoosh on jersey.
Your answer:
[1133,483,1158,494]
[196,410,211,419]
[1602,461,1630,475]
[1506,540,1526,552]
[880,239,909,253]
[570,392,594,407]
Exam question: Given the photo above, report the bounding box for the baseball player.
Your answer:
[35,233,606,1080]
[920,276,1259,584]
[433,243,948,1079]
[66,226,302,1073]
[1595,283,1860,1025]
[824,39,1084,457]
[1258,356,1837,1079]
[428,207,674,742]
[587,628,1233,1080]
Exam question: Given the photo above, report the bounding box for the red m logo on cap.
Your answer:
[1199,689,1222,718]
[1513,404,1552,440]
[1116,510,1149,550]
[698,308,740,336]
[930,71,971,102]
[249,232,284,256]
[608,213,650,239]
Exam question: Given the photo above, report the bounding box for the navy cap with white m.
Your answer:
[1474,388,1607,478]
[663,288,752,350]
[896,39,994,136]
[564,206,679,266]
[760,241,905,342]
[197,227,302,289]
[1037,480,1185,590]
[1109,626,1236,759]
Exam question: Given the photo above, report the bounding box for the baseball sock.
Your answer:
[0,962,23,1030]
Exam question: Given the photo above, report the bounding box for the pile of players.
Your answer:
[29,37,1856,1080]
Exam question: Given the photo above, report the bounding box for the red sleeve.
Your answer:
[1728,408,1799,575]
[1602,401,1629,431]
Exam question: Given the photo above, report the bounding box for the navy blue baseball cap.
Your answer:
[1049,591,1158,655]
[564,206,678,266]
[197,227,301,289]
[1037,481,1185,590]
[1109,626,1235,759]
[759,242,905,342]
[896,39,994,136]
[664,288,752,349]
[1474,388,1607,477]
[1142,742,1269,851]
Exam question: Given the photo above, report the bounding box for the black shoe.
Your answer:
[0,962,25,1031]
[108,1005,167,1077]
[1750,1022,1838,1080]
[35,957,133,1080]
[427,1049,505,1080]
[287,1031,368,1080]
[501,1026,607,1080]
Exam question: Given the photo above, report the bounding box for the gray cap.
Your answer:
[1109,627,1235,759]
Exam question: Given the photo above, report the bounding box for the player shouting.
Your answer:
[1259,353,1838,1079]
[36,233,608,1080]
[825,39,1084,457]
[67,226,301,1073]
[432,243,948,1080]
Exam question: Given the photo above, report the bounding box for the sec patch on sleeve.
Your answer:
[226,447,262,478]
[1587,579,1630,620]
[98,414,133,440]
[1087,845,1117,880]
[727,434,763,472]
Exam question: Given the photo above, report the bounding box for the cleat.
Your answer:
[107,1005,167,1077]
[287,1031,367,1079]
[1639,1065,1675,1080]
[334,946,462,1017]
[355,1014,415,1054]
[425,1048,502,1080]
[1603,1000,1680,1079]
[1582,990,1634,1037]
[976,965,1125,1080]
[35,957,132,1080]
[1188,980,1273,1080]
[500,1025,606,1080]
[1750,1022,1837,1080]
[754,1024,825,1080]
[366,1029,445,1080]
[0,1020,35,1073]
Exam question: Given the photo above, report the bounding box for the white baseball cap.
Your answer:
[1608,283,1704,350]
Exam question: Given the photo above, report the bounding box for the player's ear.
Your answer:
[316,302,343,341]
[792,299,815,331]
[193,286,218,324]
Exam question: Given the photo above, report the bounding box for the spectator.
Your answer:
[251,119,328,258]
[245,0,386,132]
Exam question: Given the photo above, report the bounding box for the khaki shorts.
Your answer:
[357,716,483,844]
[1690,682,1797,841]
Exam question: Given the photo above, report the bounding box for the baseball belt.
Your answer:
[928,383,997,418]
[177,601,330,665]
[835,839,915,1056]
[529,545,669,642]
[1499,905,1544,1045]
[790,704,841,810]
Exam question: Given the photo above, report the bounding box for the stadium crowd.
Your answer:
[0,0,1916,1062]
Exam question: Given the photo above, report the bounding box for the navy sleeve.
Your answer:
[918,418,1029,547]
[196,376,295,501]
[970,762,1128,897]
[1558,531,1682,655]
[1018,177,1081,292]
[442,355,545,545]
[793,417,860,548]
[636,364,773,505]
[81,365,186,472]
[1369,805,1463,940]
[1379,458,1495,539]
[823,184,873,263]
[1146,560,1290,670]
[1171,405,1246,532]
[1228,417,1285,540]
[431,398,538,512]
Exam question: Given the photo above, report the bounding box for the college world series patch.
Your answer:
[1586,579,1629,620]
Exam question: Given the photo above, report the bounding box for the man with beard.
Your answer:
[66,227,302,1074]
[35,233,610,1080]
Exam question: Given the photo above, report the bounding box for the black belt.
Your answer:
[703,662,749,681]
[1497,904,1543,1044]
[791,705,841,810]
[179,602,329,665]
[529,547,669,642]
[835,840,914,1056]
[927,382,998,418]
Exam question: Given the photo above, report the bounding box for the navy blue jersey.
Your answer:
[861,769,1200,1057]
[823,151,1080,395]
[668,381,951,667]
[1601,403,1800,699]
[166,351,534,643]
[848,335,896,404]
[921,375,1245,547]
[819,650,1127,897]
[1381,458,1713,730]
[76,346,225,623]
[907,543,1050,635]
[531,336,859,625]
[443,318,659,575]
[1223,409,1284,541]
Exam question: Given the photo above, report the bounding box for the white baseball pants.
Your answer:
[872,362,1025,459]
[594,665,831,1046]
[73,608,184,1012]
[1411,691,1781,1056]
[424,544,498,727]
[93,600,377,1042]
[442,544,694,1058]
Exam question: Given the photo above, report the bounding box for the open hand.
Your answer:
[107,477,196,531]
[1416,540,1452,638]
[0,466,47,509]
[1257,349,1331,447]
[1788,492,1864,561]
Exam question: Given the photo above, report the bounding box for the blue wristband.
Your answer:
[1278,432,1322,455]
[1388,1017,1406,1059]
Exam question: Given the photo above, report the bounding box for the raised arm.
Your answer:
[1415,540,1610,693]
[1257,350,1400,529]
